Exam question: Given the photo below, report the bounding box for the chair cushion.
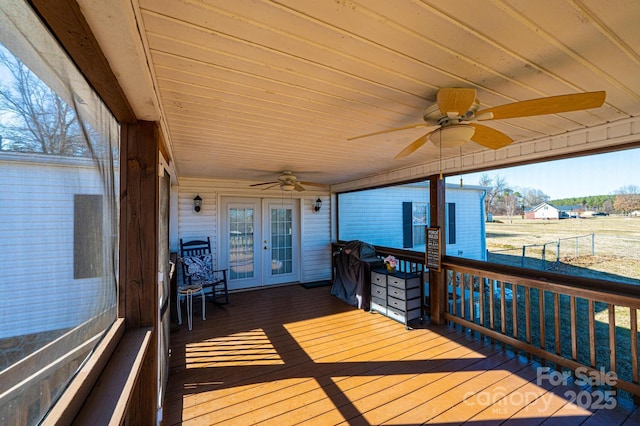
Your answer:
[178,284,203,294]
[182,254,214,283]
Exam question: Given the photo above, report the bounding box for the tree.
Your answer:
[614,185,640,213]
[522,188,550,210]
[0,46,86,156]
[479,173,508,219]
[549,195,617,213]
[502,189,520,222]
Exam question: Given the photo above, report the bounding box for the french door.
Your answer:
[221,197,299,290]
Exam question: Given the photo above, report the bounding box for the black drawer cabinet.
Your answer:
[370,269,422,329]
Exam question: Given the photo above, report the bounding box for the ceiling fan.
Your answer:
[250,171,326,192]
[349,88,606,159]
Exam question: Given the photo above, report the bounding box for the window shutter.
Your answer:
[402,202,413,248]
[447,202,456,244]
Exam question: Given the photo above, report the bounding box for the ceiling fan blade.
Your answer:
[250,181,278,187]
[261,183,280,191]
[469,123,514,149]
[347,123,433,141]
[394,133,432,159]
[294,182,306,192]
[437,88,477,116]
[477,91,606,121]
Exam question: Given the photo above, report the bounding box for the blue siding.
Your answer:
[339,186,428,248]
[338,183,486,260]
[445,186,487,260]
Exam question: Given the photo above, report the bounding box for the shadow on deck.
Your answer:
[162,284,639,425]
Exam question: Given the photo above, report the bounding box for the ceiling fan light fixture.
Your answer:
[351,88,606,158]
[281,182,296,191]
[429,125,475,148]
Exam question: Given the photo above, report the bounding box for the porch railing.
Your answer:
[331,241,640,400]
[443,257,640,402]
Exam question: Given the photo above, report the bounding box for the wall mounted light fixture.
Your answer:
[193,194,202,213]
[314,198,322,213]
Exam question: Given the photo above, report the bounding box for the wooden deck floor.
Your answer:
[163,284,640,425]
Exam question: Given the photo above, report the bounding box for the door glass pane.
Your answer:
[230,207,254,279]
[271,207,292,275]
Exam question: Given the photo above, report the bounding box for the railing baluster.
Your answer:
[445,270,451,315]
[512,283,518,341]
[540,290,546,355]
[525,286,531,345]
[450,271,458,323]
[525,286,531,360]
[632,308,638,385]
[479,276,485,327]
[469,275,475,324]
[609,304,617,372]
[570,296,577,362]
[460,273,466,322]
[500,281,506,335]
[489,279,495,331]
[452,271,458,318]
[554,293,561,356]
[589,299,596,368]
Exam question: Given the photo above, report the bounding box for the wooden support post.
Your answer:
[119,121,159,425]
[429,176,446,324]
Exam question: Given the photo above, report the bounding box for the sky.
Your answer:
[451,148,640,200]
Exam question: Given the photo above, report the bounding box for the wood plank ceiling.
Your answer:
[77,0,640,187]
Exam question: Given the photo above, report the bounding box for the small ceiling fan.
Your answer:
[250,171,326,192]
[349,88,606,159]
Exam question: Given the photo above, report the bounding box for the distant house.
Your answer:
[525,202,562,220]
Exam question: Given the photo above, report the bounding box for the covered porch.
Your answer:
[163,284,639,425]
[4,1,640,424]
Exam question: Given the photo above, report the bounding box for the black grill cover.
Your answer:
[331,240,383,310]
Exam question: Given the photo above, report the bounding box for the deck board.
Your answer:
[163,284,639,425]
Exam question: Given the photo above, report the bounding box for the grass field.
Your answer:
[486,215,640,283]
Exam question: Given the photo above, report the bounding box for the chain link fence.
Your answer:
[488,233,595,270]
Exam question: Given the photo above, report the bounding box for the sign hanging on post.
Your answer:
[426,227,441,271]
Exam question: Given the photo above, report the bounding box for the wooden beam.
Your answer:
[28,0,137,123]
[158,130,172,165]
